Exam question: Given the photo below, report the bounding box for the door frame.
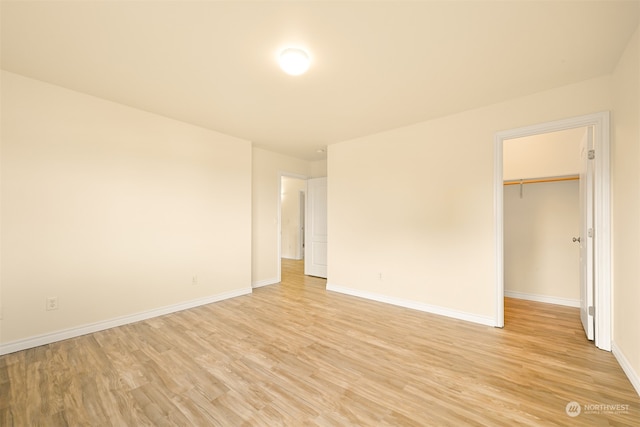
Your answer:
[277,172,308,282]
[494,111,611,351]
[299,190,306,260]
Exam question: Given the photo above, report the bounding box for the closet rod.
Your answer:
[503,175,579,186]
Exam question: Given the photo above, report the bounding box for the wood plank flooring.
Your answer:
[1,258,638,426]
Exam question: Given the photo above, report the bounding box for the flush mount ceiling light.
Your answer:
[279,48,310,76]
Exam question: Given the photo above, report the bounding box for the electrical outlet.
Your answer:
[192,275,198,286]
[46,297,59,311]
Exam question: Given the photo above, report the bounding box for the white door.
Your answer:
[305,177,327,278]
[579,127,595,341]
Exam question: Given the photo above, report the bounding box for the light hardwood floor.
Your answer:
[1,259,638,426]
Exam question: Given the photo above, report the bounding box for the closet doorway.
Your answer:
[494,112,611,351]
[503,127,585,310]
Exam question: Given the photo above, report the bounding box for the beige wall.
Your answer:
[0,71,252,345]
[328,75,611,323]
[281,177,306,260]
[612,27,640,392]
[310,159,328,178]
[503,127,583,181]
[251,148,310,286]
[504,181,579,303]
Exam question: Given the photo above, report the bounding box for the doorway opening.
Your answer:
[278,174,307,283]
[494,112,611,351]
[280,176,306,261]
[503,127,588,341]
[277,174,328,283]
[503,127,585,307]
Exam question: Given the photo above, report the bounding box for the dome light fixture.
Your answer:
[279,48,310,76]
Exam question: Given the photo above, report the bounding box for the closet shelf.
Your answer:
[503,175,579,186]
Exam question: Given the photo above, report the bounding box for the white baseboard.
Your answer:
[326,283,496,327]
[505,290,580,308]
[612,342,640,397]
[0,287,252,356]
[252,278,279,288]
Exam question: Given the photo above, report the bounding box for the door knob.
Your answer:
[573,237,581,243]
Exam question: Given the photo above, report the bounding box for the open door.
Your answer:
[579,127,595,341]
[305,177,327,278]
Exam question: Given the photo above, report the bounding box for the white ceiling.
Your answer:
[2,1,638,161]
